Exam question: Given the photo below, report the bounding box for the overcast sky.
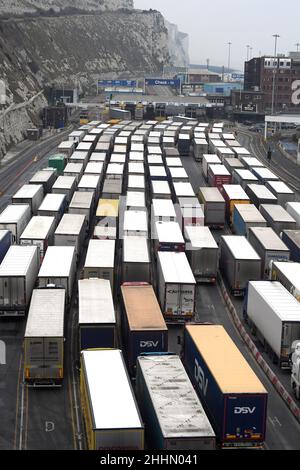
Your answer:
[134,0,300,70]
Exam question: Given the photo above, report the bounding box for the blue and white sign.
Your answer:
[145,78,181,87]
[98,79,137,88]
[231,73,244,81]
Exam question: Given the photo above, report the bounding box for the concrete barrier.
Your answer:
[218,274,300,422]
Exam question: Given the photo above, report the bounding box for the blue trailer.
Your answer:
[184,325,268,448]
[0,230,12,264]
[281,230,300,263]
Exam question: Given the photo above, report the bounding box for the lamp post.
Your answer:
[246,45,250,61]
[227,42,232,74]
[295,43,300,52]
[271,34,280,115]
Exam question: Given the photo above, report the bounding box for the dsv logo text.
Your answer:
[0,340,6,365]
[291,80,300,105]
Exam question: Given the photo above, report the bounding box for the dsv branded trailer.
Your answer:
[184,325,268,448]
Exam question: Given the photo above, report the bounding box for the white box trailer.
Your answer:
[78,279,116,350]
[173,182,195,200]
[123,210,148,237]
[165,157,183,168]
[54,214,87,259]
[58,141,75,159]
[69,151,89,167]
[157,251,196,320]
[232,169,258,189]
[37,246,76,303]
[259,204,297,235]
[0,204,31,243]
[52,176,77,203]
[122,236,151,283]
[128,163,145,175]
[89,152,107,163]
[0,246,40,316]
[37,194,67,227]
[78,174,101,199]
[202,154,221,179]
[29,169,57,194]
[80,349,144,450]
[136,355,216,450]
[185,226,218,282]
[126,191,146,211]
[244,281,300,368]
[93,225,117,240]
[151,180,172,199]
[68,191,94,226]
[24,288,66,386]
[84,162,104,176]
[239,157,264,170]
[128,175,145,192]
[194,139,208,161]
[148,155,164,166]
[12,184,44,215]
[248,227,290,279]
[270,261,300,302]
[219,236,261,296]
[20,216,56,260]
[265,181,295,206]
[176,197,205,232]
[286,202,300,229]
[63,162,84,182]
[68,130,85,143]
[169,167,189,183]
[233,204,267,236]
[152,199,177,223]
[83,240,115,290]
[154,221,185,253]
[149,166,168,180]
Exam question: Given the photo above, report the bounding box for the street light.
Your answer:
[227,42,232,74]
[295,43,300,52]
[246,45,250,61]
[271,34,280,115]
[250,47,253,60]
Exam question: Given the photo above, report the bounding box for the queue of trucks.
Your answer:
[0,116,300,450]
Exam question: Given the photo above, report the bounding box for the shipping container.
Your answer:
[29,169,57,194]
[37,246,76,303]
[0,246,39,316]
[245,184,277,209]
[281,230,300,263]
[24,288,65,386]
[244,281,300,368]
[0,204,31,243]
[248,227,290,278]
[184,325,268,448]
[48,154,66,175]
[157,251,196,320]
[80,349,144,450]
[83,240,115,290]
[259,204,296,235]
[222,185,250,225]
[265,181,295,206]
[270,261,300,302]
[20,216,56,260]
[122,237,151,283]
[121,284,167,371]
[208,164,232,189]
[54,214,87,259]
[78,279,116,350]
[219,235,261,295]
[69,191,94,226]
[185,226,218,282]
[12,184,44,215]
[136,354,216,450]
[52,176,77,204]
[202,154,221,180]
[37,194,67,227]
[286,202,300,229]
[198,187,226,228]
[233,204,267,236]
